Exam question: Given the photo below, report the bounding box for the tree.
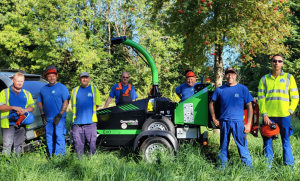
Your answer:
[149,0,293,87]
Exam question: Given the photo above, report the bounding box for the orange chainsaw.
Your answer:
[243,100,260,137]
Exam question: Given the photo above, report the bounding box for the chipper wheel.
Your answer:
[140,136,174,163]
[142,116,175,135]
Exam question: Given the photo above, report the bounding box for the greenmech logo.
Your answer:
[119,104,139,111]
[120,120,138,125]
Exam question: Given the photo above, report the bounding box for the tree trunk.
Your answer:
[214,43,223,88]
[213,43,223,135]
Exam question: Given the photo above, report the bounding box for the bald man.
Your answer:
[103,72,137,108]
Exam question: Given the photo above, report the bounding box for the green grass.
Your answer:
[1,118,300,180]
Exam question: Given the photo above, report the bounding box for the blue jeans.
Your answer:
[263,116,294,167]
[218,120,252,168]
[45,117,67,155]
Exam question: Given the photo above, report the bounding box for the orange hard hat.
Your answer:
[186,71,196,78]
[260,123,280,138]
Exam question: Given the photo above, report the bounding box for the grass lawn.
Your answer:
[1,117,300,180]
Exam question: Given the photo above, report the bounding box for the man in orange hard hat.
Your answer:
[176,70,201,101]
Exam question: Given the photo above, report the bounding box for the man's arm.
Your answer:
[103,96,113,109]
[39,102,44,114]
[59,99,69,115]
[258,77,271,125]
[289,75,299,114]
[244,102,253,133]
[0,105,25,114]
[25,106,34,113]
[209,100,219,127]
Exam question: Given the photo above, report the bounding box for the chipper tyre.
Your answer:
[140,136,174,163]
[142,116,175,135]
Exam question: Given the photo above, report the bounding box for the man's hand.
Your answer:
[14,106,26,115]
[213,118,220,127]
[41,114,48,126]
[54,113,63,125]
[244,124,251,133]
[263,115,272,125]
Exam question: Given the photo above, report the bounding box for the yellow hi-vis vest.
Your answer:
[0,88,35,128]
[71,86,100,123]
[258,71,299,117]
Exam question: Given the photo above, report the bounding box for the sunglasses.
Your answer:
[122,76,129,79]
[272,60,283,63]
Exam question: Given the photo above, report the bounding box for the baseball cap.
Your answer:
[225,67,237,74]
[79,72,90,77]
[186,71,196,78]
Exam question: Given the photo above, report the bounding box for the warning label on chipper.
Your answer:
[183,103,194,123]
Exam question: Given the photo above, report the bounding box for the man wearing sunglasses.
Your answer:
[103,72,137,108]
[258,54,299,168]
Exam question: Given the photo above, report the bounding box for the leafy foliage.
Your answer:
[148,0,293,87]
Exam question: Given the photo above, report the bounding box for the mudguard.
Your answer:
[133,130,179,152]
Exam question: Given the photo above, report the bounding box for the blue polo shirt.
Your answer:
[109,83,138,104]
[8,87,28,125]
[212,83,253,121]
[175,83,201,101]
[74,85,94,124]
[38,82,70,120]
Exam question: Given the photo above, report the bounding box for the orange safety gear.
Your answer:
[186,71,196,78]
[116,83,131,96]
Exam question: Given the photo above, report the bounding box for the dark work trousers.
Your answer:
[2,125,25,156]
[71,123,97,157]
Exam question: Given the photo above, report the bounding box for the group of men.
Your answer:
[176,54,298,169]
[0,66,137,158]
[1,54,298,169]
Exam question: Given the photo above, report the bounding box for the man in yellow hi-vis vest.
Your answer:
[0,72,35,156]
[71,72,101,157]
[258,54,299,168]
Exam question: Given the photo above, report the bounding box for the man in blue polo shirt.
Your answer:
[38,65,70,156]
[209,67,253,168]
[176,70,201,101]
[0,72,35,156]
[71,72,101,158]
[103,72,137,108]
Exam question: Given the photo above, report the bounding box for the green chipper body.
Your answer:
[97,36,214,149]
[174,84,215,127]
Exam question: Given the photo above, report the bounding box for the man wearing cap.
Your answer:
[176,70,200,101]
[209,67,253,168]
[258,54,299,168]
[38,65,70,156]
[0,72,35,156]
[71,72,101,157]
[103,72,137,108]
